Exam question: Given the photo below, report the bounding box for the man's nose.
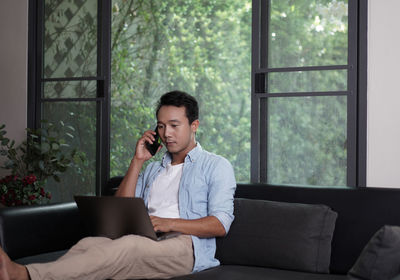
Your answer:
[163,126,172,138]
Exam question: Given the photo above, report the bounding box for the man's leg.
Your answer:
[26,234,193,280]
[56,236,111,261]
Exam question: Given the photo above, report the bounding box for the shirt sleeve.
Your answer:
[207,157,237,235]
[134,172,145,198]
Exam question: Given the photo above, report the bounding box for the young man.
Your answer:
[0,90,236,280]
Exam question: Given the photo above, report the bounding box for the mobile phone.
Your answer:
[145,127,161,156]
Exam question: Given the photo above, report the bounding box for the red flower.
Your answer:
[40,187,46,197]
[28,195,36,201]
[22,174,37,186]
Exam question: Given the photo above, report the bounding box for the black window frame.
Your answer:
[250,0,367,187]
[27,0,112,195]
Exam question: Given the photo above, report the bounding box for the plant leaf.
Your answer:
[1,139,9,146]
[39,160,45,171]
[41,143,50,153]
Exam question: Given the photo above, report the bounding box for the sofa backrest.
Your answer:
[228,184,400,274]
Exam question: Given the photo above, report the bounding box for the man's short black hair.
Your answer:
[156,90,199,124]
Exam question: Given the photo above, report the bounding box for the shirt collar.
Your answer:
[161,142,202,167]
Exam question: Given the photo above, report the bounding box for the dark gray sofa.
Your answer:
[1,178,400,280]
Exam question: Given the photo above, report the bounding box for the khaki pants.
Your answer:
[26,235,193,280]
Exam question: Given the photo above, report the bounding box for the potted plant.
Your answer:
[0,121,77,206]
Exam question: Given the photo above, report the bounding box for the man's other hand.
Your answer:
[150,216,174,233]
[149,215,226,237]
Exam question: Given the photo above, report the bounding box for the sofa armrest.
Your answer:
[0,202,88,260]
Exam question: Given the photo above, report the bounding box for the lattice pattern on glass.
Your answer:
[43,80,97,98]
[44,0,98,78]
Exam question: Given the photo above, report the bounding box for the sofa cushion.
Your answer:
[216,198,338,273]
[347,225,400,280]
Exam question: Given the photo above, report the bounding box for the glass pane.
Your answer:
[111,0,252,182]
[44,0,98,78]
[267,96,347,186]
[268,70,347,93]
[43,102,96,202]
[268,0,348,68]
[43,80,97,98]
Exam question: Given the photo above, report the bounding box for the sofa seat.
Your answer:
[15,253,346,280]
[14,250,68,265]
[171,265,347,280]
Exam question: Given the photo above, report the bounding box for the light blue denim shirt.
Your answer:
[135,143,236,272]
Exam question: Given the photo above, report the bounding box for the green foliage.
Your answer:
[111,0,252,182]
[0,121,77,183]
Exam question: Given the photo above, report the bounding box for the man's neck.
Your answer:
[171,142,197,165]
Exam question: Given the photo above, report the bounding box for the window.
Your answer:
[28,0,110,201]
[28,0,366,202]
[29,0,252,202]
[251,0,367,186]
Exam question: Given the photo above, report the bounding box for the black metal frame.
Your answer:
[251,0,367,187]
[27,0,111,195]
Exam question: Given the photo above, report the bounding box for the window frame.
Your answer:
[250,0,367,187]
[27,0,112,195]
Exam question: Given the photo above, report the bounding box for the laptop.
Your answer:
[74,195,180,241]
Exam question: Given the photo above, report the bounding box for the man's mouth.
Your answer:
[165,141,175,146]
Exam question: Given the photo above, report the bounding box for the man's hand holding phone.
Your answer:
[134,128,162,162]
[116,128,162,197]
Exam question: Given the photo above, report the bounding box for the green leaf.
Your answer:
[39,160,45,171]
[66,133,74,139]
[41,143,50,153]
[1,138,9,146]
[52,143,60,150]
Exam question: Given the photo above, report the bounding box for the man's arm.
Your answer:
[115,130,161,197]
[150,216,226,238]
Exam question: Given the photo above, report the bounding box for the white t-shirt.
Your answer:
[147,163,183,218]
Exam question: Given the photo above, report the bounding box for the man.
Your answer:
[0,90,236,280]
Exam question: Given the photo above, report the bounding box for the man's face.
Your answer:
[157,105,198,158]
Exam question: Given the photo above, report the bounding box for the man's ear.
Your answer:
[191,119,199,133]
